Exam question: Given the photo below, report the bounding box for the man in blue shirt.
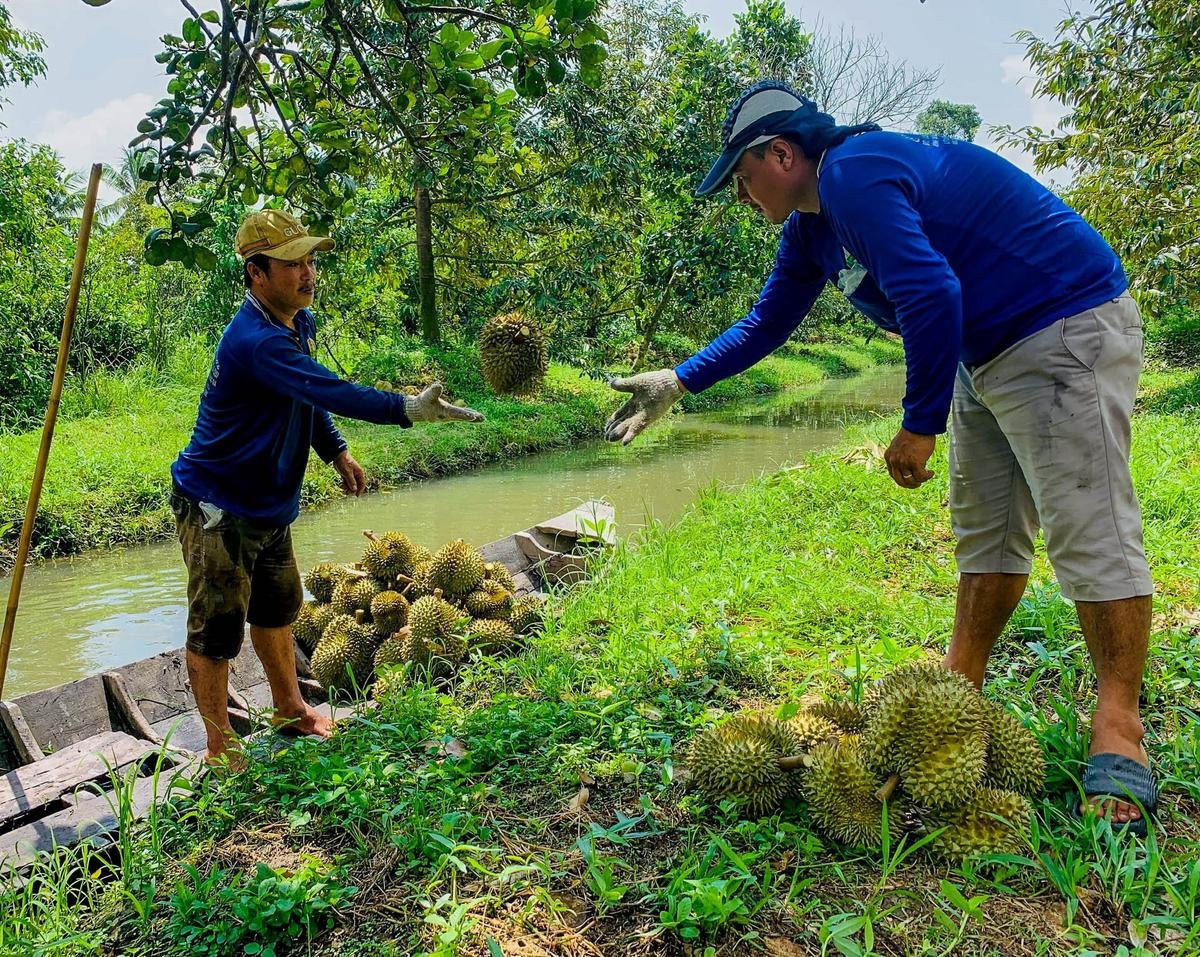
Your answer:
[605,82,1156,831]
[172,209,483,767]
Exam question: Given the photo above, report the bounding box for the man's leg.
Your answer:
[250,623,333,738]
[945,364,1040,687]
[1077,595,1152,822]
[944,572,1029,689]
[185,650,242,765]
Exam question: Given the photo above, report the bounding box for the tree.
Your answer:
[999,0,1200,314]
[915,99,981,141]
[86,0,607,343]
[806,19,938,126]
[0,2,45,109]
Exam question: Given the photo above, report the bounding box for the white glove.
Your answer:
[604,369,686,445]
[402,383,485,423]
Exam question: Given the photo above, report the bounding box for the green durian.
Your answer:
[373,628,411,672]
[982,700,1046,795]
[509,595,546,636]
[370,590,410,635]
[805,700,867,734]
[482,561,515,593]
[788,711,838,750]
[687,714,804,817]
[303,563,341,604]
[360,530,415,580]
[464,580,514,619]
[926,788,1031,858]
[331,575,381,618]
[292,601,334,655]
[466,617,517,655]
[479,311,549,396]
[409,595,464,645]
[310,620,358,692]
[428,539,486,595]
[804,737,907,848]
[372,667,407,700]
[901,733,988,809]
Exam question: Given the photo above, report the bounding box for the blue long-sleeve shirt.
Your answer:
[675,131,1127,435]
[172,296,411,526]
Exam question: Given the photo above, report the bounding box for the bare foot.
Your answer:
[272,703,334,739]
[204,744,249,773]
[1084,708,1149,824]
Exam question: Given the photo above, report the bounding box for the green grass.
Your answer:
[0,337,902,568]
[4,376,1197,956]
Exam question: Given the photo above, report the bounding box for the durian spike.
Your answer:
[875,774,900,802]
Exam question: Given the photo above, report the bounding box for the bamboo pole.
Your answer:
[0,162,103,699]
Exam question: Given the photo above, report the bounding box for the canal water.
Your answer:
[3,369,903,696]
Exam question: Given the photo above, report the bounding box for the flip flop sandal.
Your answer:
[1078,752,1159,837]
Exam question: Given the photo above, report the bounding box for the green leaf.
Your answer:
[182,18,203,44]
[193,246,217,271]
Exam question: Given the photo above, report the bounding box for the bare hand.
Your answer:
[884,428,936,489]
[334,450,366,496]
[403,382,485,423]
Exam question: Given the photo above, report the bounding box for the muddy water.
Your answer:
[3,369,903,696]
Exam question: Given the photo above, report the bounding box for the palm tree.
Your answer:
[97,147,152,225]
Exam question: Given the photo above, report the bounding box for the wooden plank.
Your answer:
[0,764,197,874]
[103,672,161,745]
[0,701,44,767]
[0,732,155,825]
[151,712,208,756]
[8,675,116,755]
[479,533,530,575]
[113,648,196,726]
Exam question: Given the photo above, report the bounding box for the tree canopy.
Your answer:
[915,99,981,141]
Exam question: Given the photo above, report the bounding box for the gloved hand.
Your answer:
[403,383,485,423]
[604,368,687,445]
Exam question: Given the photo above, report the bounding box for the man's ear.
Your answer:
[770,137,795,170]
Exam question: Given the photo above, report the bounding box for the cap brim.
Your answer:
[695,144,745,197]
[259,235,336,261]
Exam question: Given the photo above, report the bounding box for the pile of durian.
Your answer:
[293,531,545,699]
[479,311,549,396]
[686,662,1045,859]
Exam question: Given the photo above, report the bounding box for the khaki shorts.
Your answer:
[170,485,304,659]
[948,294,1152,602]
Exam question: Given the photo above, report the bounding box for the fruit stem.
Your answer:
[363,529,379,543]
[875,774,900,802]
[777,754,811,771]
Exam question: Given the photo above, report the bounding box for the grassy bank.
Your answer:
[0,337,902,570]
[6,367,1197,956]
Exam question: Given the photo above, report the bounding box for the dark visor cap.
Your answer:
[696,85,817,197]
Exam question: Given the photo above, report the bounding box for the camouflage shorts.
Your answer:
[170,485,303,660]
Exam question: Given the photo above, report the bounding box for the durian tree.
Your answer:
[90,0,608,342]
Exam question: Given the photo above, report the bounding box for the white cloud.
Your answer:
[35,93,156,175]
[998,53,1067,135]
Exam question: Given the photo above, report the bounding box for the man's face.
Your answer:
[731,138,817,221]
[253,254,319,312]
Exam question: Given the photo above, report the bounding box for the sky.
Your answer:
[0,0,1081,182]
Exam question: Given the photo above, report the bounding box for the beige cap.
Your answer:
[235,209,335,261]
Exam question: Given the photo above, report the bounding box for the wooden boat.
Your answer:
[0,502,614,876]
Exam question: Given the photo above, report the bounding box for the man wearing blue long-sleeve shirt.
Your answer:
[606,82,1156,831]
[172,209,484,767]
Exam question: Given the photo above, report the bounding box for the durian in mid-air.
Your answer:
[479,311,549,396]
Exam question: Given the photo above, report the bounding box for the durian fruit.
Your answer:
[332,576,382,618]
[303,563,342,604]
[373,627,411,672]
[409,595,464,645]
[361,530,415,580]
[344,611,381,681]
[788,711,838,750]
[901,733,989,810]
[293,601,335,656]
[401,564,436,602]
[479,311,549,396]
[370,590,410,635]
[464,580,514,620]
[805,700,867,734]
[982,700,1046,795]
[372,667,406,701]
[467,617,517,655]
[310,616,366,693]
[410,544,433,568]
[426,632,468,678]
[687,714,805,817]
[509,595,546,636]
[926,788,1031,858]
[804,737,906,848]
[482,561,515,593]
[428,539,486,596]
